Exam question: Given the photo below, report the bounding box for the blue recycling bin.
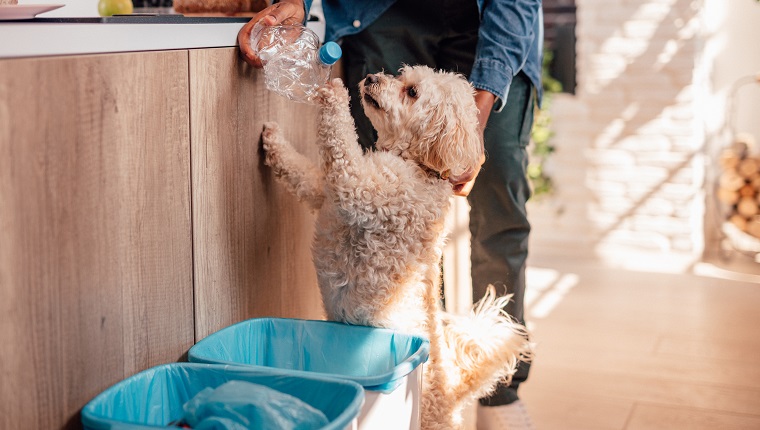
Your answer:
[188,318,429,392]
[187,318,430,430]
[81,362,364,430]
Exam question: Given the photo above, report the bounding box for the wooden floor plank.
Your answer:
[523,365,760,417]
[518,256,760,429]
[520,389,634,430]
[625,403,760,430]
[532,344,760,390]
[655,336,760,365]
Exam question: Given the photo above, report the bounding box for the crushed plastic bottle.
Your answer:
[252,24,342,104]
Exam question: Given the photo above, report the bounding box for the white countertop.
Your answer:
[0,0,326,60]
[0,19,249,59]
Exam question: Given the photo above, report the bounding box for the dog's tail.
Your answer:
[441,285,534,402]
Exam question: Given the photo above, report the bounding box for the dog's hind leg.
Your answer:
[420,262,463,430]
[262,122,325,211]
[443,286,533,403]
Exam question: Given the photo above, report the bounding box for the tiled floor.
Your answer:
[517,253,760,430]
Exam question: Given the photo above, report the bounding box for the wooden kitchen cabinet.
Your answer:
[0,50,195,429]
[0,47,322,430]
[189,48,323,340]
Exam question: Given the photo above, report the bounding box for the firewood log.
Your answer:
[737,197,759,218]
[719,150,741,170]
[718,187,740,205]
[739,183,756,198]
[730,214,748,231]
[737,157,759,179]
[750,173,760,190]
[720,170,746,191]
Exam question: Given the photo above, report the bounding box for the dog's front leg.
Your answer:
[315,79,374,215]
[262,122,325,211]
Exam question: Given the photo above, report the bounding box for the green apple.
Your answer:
[98,0,133,16]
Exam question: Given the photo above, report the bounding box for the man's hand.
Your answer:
[238,0,306,68]
[449,153,485,196]
[449,89,495,197]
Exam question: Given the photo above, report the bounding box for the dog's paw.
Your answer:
[317,78,349,106]
[261,122,282,165]
[329,78,350,103]
[316,84,335,101]
[262,122,280,144]
[327,78,345,90]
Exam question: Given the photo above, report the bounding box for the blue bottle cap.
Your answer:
[318,41,342,65]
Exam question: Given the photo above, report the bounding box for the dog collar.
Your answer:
[418,163,451,181]
[375,144,449,180]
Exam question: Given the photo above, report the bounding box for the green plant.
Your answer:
[528,50,562,198]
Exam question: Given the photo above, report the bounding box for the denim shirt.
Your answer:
[302,0,543,110]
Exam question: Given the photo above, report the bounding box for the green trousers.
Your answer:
[341,0,535,406]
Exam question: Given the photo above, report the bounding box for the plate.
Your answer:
[0,4,65,20]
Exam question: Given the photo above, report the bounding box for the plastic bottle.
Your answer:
[252,24,342,104]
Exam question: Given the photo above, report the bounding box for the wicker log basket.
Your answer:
[714,72,760,262]
[718,133,760,241]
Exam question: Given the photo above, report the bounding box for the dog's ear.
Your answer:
[413,88,482,178]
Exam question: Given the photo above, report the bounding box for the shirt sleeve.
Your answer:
[303,0,313,23]
[469,0,541,111]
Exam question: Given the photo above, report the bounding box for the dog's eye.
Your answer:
[407,87,418,98]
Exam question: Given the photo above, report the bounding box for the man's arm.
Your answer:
[470,0,541,109]
[451,0,541,196]
[449,90,493,196]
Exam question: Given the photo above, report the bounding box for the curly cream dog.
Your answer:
[261,66,532,430]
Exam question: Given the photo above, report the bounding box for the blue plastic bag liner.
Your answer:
[181,380,328,430]
[188,318,430,393]
[81,363,363,430]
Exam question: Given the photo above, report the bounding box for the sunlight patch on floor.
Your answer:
[525,266,580,321]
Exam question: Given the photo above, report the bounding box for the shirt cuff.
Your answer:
[469,59,514,113]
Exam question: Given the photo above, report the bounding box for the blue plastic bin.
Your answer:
[188,318,429,392]
[81,362,364,430]
[187,318,430,430]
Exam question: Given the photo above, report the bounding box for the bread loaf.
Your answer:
[174,0,268,14]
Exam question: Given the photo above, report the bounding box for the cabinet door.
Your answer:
[189,48,323,339]
[0,51,194,430]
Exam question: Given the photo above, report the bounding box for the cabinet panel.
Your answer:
[189,48,323,339]
[0,51,195,429]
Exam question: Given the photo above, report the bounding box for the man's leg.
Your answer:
[432,5,536,408]
[468,72,535,406]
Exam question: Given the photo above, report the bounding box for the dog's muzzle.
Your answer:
[362,92,381,110]
[364,74,379,86]
[361,75,382,110]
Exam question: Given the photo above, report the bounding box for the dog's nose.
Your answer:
[364,74,378,86]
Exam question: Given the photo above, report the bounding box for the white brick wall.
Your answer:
[528,0,708,266]
[448,1,760,283]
